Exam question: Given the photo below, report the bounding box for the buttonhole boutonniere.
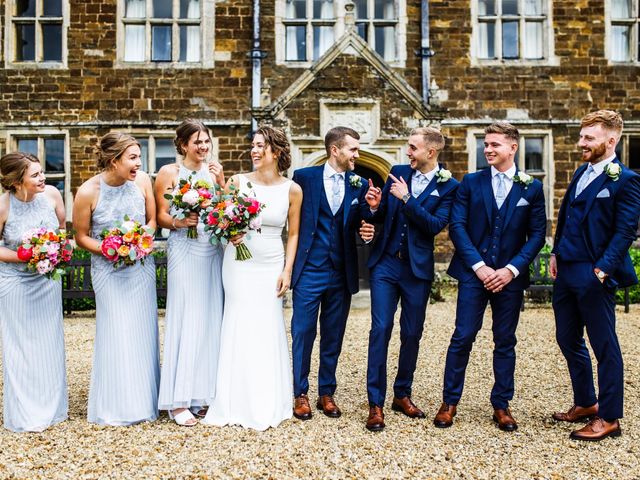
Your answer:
[513,171,534,189]
[604,162,621,181]
[436,168,452,183]
[349,174,362,188]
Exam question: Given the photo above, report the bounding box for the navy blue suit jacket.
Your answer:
[553,158,640,288]
[363,164,459,281]
[291,165,367,294]
[447,168,547,290]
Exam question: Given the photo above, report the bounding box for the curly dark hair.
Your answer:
[255,126,291,172]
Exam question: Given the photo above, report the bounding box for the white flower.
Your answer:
[182,189,200,205]
[436,168,452,183]
[605,162,621,181]
[349,174,362,188]
[121,220,136,231]
[36,259,52,275]
[249,216,262,231]
[514,171,534,188]
[518,172,532,183]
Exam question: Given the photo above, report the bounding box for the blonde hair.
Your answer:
[581,110,623,139]
[0,152,41,193]
[96,132,140,170]
[410,126,446,152]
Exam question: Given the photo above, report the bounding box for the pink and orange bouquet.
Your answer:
[202,184,265,261]
[17,227,74,280]
[99,217,154,268]
[163,175,216,239]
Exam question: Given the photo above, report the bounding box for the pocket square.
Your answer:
[429,189,440,197]
[351,198,359,205]
[596,189,611,198]
[516,198,529,207]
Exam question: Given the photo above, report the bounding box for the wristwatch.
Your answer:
[595,269,607,280]
[402,193,411,204]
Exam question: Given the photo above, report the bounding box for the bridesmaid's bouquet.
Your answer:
[99,216,154,268]
[202,183,265,261]
[164,175,216,239]
[17,227,74,280]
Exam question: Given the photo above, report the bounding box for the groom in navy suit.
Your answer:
[291,126,373,420]
[550,110,640,441]
[362,126,459,431]
[434,122,546,432]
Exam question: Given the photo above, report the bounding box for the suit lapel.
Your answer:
[569,163,589,203]
[343,171,354,226]
[480,169,494,224]
[580,166,612,222]
[312,166,324,227]
[502,179,523,229]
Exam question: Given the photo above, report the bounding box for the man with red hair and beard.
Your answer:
[550,110,640,441]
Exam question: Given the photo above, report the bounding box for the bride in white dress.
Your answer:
[204,126,302,431]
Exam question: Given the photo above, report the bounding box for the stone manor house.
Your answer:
[1,0,639,262]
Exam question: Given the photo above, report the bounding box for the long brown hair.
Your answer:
[0,152,41,193]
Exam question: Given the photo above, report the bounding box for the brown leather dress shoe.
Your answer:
[293,394,312,420]
[366,406,385,432]
[552,403,598,423]
[493,408,518,431]
[570,417,621,442]
[391,396,426,418]
[433,402,457,428]
[316,395,341,418]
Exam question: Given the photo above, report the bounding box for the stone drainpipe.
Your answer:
[420,0,435,106]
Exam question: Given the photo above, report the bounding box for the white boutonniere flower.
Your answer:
[436,168,452,183]
[604,162,621,181]
[513,171,534,189]
[349,174,362,188]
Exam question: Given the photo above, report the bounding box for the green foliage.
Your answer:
[616,247,640,305]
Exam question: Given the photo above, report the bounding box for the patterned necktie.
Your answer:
[575,164,595,197]
[413,173,427,198]
[331,173,343,214]
[495,173,507,209]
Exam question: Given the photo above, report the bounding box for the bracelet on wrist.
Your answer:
[172,218,177,229]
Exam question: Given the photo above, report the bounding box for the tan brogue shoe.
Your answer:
[316,395,341,418]
[391,396,426,419]
[293,394,312,420]
[493,408,518,432]
[433,402,457,428]
[552,403,598,423]
[570,417,621,442]
[366,406,385,432]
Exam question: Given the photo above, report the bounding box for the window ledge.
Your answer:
[470,57,560,67]
[3,61,68,69]
[114,60,214,69]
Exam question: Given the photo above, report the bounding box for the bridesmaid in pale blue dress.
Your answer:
[73,133,159,426]
[155,119,225,426]
[0,152,68,432]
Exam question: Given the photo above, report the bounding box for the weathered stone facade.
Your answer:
[1,0,639,260]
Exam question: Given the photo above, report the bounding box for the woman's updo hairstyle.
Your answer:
[255,126,291,172]
[174,119,211,156]
[96,132,139,170]
[0,152,40,192]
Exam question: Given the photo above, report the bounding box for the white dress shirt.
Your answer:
[472,163,520,278]
[411,164,439,197]
[577,154,616,192]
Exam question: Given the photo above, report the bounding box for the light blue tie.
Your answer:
[495,173,507,209]
[413,173,428,198]
[331,173,343,214]
[575,164,595,197]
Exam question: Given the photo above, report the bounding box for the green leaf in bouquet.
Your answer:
[129,249,137,261]
[107,248,116,256]
[163,193,173,200]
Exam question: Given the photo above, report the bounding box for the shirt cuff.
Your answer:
[370,207,378,214]
[506,264,520,278]
[471,261,486,272]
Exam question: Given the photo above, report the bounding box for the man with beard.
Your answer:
[550,110,640,441]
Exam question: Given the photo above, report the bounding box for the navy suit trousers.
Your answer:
[291,264,351,397]
[442,281,523,409]
[552,261,623,420]
[367,253,431,407]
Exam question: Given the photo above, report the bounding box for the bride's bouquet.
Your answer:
[17,227,74,280]
[100,216,154,268]
[202,183,265,261]
[163,175,216,239]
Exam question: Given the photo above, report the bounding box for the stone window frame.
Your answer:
[114,0,215,69]
[470,0,558,67]
[275,0,408,67]
[605,0,640,63]
[3,0,70,69]
[615,131,640,173]
[121,129,220,178]
[5,129,72,216]
[467,128,554,221]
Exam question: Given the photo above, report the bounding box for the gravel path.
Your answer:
[1,300,639,479]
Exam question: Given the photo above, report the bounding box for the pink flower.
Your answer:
[182,189,199,205]
[101,235,123,262]
[224,205,236,218]
[36,259,52,274]
[197,188,212,199]
[249,216,262,230]
[17,246,33,261]
[247,199,261,215]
